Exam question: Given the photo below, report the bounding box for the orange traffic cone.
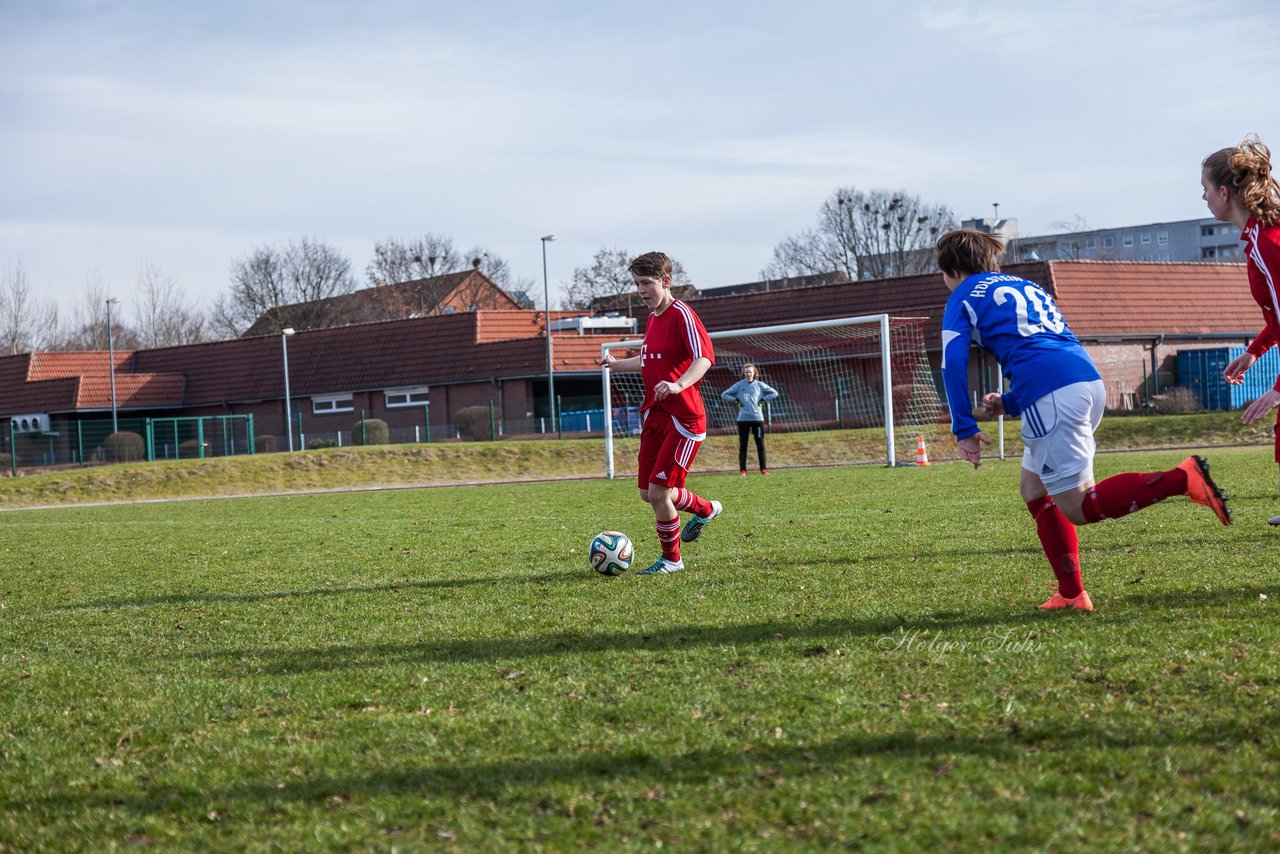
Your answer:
[915,435,930,466]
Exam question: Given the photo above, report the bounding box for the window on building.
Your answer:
[1158,252,1171,261]
[1085,238,1096,249]
[385,386,430,408]
[1103,236,1114,248]
[1140,233,1151,245]
[1123,234,1135,247]
[1157,231,1169,246]
[313,394,354,414]
[1202,247,1218,259]
[1201,225,1215,237]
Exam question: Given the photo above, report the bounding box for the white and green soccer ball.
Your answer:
[589,531,634,576]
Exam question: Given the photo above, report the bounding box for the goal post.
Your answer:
[600,313,946,479]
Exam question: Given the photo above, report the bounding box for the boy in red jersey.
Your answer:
[601,251,721,574]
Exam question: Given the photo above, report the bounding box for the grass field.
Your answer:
[3,446,1279,850]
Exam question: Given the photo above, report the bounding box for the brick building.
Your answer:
[0,260,1262,465]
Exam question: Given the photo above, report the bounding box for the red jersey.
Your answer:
[640,299,715,435]
[1240,218,1280,391]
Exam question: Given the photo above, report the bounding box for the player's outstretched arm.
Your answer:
[603,352,642,371]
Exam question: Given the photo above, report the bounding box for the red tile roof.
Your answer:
[673,260,1256,346]
[1044,261,1255,338]
[475,310,588,343]
[2,352,187,414]
[27,351,134,381]
[75,374,187,409]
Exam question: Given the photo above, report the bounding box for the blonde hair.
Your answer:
[934,229,1005,277]
[1203,134,1280,226]
[741,363,758,379]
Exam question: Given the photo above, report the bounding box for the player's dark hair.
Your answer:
[628,251,674,280]
[1203,134,1280,226]
[934,229,1005,277]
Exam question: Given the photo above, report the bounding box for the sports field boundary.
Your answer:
[0,437,1269,512]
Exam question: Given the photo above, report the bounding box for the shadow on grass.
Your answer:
[765,529,1273,571]
[16,710,1280,819]
[1120,583,1280,610]
[177,577,1280,676]
[48,572,572,613]
[183,608,1081,676]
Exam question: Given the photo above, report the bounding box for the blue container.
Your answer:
[1176,346,1280,410]
[557,406,641,433]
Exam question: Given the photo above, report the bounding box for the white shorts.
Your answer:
[1020,379,1106,495]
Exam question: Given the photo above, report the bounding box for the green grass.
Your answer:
[0,411,1272,509]
[2,446,1279,850]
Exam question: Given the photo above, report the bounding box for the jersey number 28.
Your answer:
[994,285,1065,336]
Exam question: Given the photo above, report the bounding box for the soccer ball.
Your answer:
[589,531,634,576]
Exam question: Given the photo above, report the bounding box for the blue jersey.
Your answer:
[941,272,1100,440]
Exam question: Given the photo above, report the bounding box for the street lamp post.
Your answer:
[541,234,557,434]
[281,328,296,452]
[105,298,119,434]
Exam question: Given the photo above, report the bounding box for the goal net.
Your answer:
[601,314,947,478]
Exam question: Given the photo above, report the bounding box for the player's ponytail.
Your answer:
[1203,135,1280,226]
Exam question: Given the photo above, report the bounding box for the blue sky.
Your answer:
[3,0,1279,315]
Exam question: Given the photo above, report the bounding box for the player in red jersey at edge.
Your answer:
[602,251,722,574]
[1203,135,1280,523]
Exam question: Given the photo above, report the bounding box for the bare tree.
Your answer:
[0,261,60,355]
[363,236,532,317]
[132,264,208,348]
[764,187,956,281]
[48,273,139,350]
[462,247,536,304]
[1046,215,1093,260]
[437,254,535,312]
[212,238,357,336]
[365,233,465,286]
[562,247,691,310]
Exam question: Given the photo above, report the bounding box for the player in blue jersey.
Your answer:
[936,228,1231,611]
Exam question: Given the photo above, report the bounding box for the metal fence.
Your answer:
[3,415,256,476]
[1,400,629,475]
[286,399,624,447]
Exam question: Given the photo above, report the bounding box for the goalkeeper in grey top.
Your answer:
[720,364,779,476]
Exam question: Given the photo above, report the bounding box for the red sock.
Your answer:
[1080,468,1188,523]
[672,487,712,519]
[1028,497,1083,598]
[656,517,681,562]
